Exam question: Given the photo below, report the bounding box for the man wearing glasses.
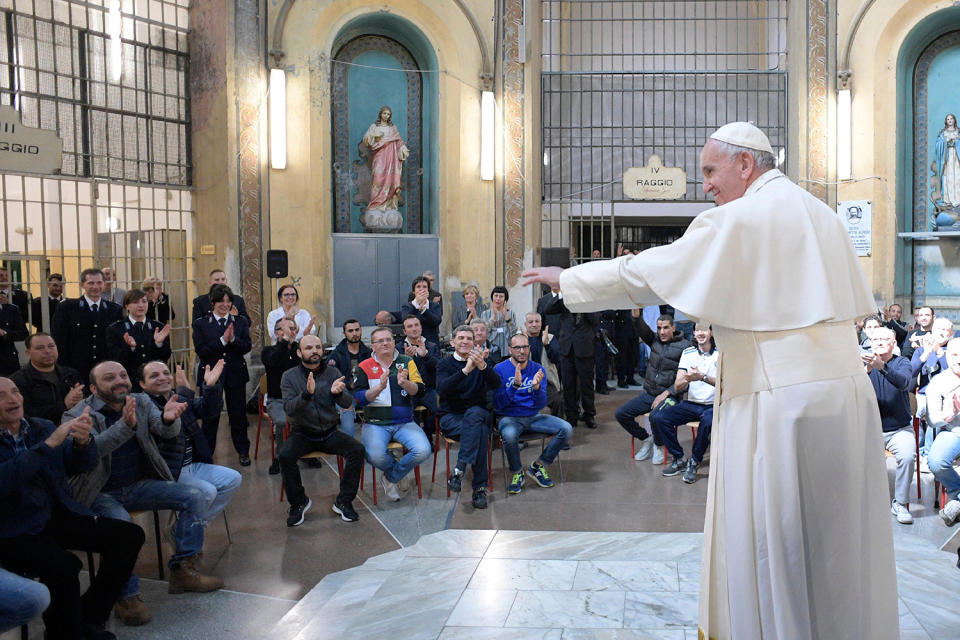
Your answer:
[493,333,574,494]
[354,327,431,501]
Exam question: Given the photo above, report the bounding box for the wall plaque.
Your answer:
[0,106,62,174]
[623,155,686,200]
[838,199,872,257]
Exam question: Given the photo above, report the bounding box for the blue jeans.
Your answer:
[615,390,660,444]
[498,414,573,472]
[362,421,432,484]
[92,479,210,598]
[929,428,960,500]
[0,568,49,633]
[439,406,490,490]
[177,463,242,521]
[339,405,357,438]
[651,400,713,463]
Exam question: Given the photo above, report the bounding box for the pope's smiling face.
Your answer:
[700,139,752,206]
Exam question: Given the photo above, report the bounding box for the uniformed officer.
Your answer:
[50,267,123,385]
[191,269,249,323]
[0,295,27,374]
[0,265,31,326]
[192,283,252,465]
[613,309,641,388]
[106,288,172,389]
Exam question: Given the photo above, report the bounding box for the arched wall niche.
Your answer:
[895,6,960,309]
[330,14,439,235]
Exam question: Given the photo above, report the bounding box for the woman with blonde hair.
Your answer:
[452,283,487,327]
[142,276,175,325]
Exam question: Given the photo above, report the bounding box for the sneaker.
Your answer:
[268,458,280,475]
[508,471,525,494]
[939,499,960,527]
[890,500,913,525]
[651,446,666,465]
[682,459,699,484]
[471,488,488,509]
[662,456,686,477]
[332,499,359,522]
[238,454,251,467]
[633,438,654,461]
[447,469,464,493]
[526,462,555,488]
[286,497,312,527]
[113,594,152,626]
[381,476,402,501]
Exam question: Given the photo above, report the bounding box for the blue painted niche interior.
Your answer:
[332,14,439,235]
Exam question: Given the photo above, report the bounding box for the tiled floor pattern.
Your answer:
[272,528,958,640]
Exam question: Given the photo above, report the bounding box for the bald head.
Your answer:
[298,334,324,369]
[90,361,131,406]
[0,377,24,429]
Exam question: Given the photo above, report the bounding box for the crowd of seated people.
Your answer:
[860,306,960,527]
[4,257,959,638]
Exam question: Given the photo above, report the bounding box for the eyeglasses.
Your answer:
[372,338,395,345]
[281,293,297,298]
[510,345,530,350]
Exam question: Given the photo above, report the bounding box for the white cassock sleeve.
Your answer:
[558,175,877,331]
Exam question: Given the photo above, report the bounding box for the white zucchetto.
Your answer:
[709,121,774,155]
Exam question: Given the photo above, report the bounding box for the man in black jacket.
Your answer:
[11,333,84,424]
[0,266,30,326]
[191,284,252,464]
[436,324,500,508]
[327,318,371,438]
[0,296,27,375]
[191,269,249,323]
[539,288,600,429]
[398,314,440,417]
[30,272,64,331]
[0,377,144,640]
[262,317,301,473]
[279,335,364,527]
[50,268,123,385]
[615,312,690,463]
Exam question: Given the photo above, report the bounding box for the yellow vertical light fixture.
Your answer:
[481,90,495,181]
[270,68,286,170]
[837,86,852,181]
[108,0,122,83]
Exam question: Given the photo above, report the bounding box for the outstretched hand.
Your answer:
[520,266,565,290]
[204,359,225,387]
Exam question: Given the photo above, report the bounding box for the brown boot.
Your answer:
[113,594,152,626]
[167,555,224,594]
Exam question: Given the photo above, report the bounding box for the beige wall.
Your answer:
[837,0,954,304]
[267,0,503,334]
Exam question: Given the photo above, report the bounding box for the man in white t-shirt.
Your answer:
[653,323,719,484]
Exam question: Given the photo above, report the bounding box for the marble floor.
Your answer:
[271,528,959,640]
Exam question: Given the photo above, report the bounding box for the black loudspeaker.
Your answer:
[540,247,571,269]
[266,250,288,278]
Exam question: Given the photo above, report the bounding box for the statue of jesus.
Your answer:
[359,105,409,232]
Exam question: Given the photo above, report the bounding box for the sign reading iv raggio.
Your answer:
[0,106,63,174]
[622,155,686,200]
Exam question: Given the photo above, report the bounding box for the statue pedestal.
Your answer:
[361,207,403,233]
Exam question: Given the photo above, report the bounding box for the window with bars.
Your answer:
[541,0,788,258]
[0,0,190,186]
[0,0,196,362]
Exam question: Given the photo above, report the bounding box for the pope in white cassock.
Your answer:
[523,122,899,640]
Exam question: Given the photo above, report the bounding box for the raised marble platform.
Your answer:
[272,528,958,640]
